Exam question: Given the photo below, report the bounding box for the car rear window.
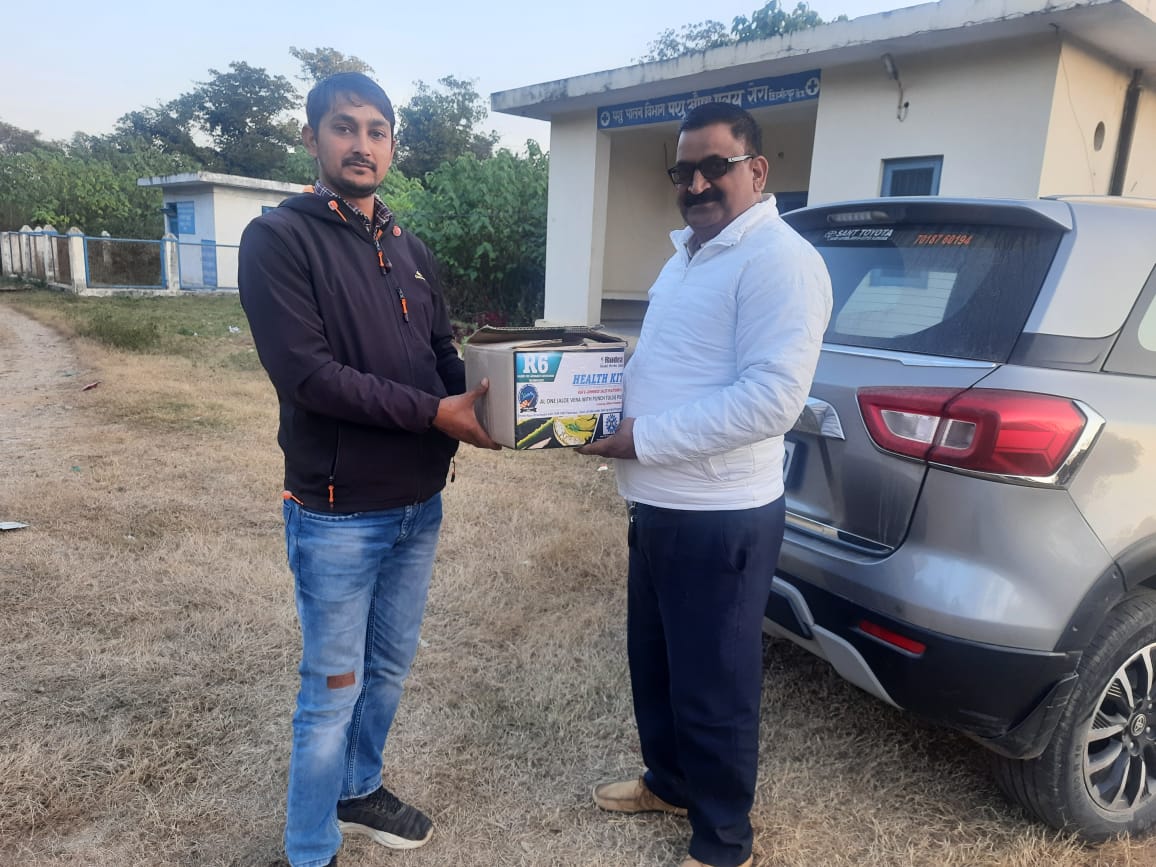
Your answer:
[801,223,1063,361]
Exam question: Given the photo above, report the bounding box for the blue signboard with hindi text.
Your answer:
[597,70,821,130]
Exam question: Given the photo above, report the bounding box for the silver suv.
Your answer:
[774,196,1156,841]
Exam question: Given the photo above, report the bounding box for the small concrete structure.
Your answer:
[492,0,1156,332]
[136,172,302,289]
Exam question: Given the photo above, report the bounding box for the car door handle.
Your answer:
[793,397,845,440]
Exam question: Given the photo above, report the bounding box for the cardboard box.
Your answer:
[464,326,626,449]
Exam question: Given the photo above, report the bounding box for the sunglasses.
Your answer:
[666,154,755,186]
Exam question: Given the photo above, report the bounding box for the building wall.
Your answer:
[209,187,295,288]
[808,38,1060,203]
[1039,39,1134,196]
[541,111,611,325]
[212,187,291,246]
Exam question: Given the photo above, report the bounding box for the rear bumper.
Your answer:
[766,570,1081,759]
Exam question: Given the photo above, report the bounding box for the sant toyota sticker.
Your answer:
[823,228,895,241]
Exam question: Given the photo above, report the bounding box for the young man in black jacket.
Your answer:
[238,72,498,867]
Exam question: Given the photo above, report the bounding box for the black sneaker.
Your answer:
[336,786,433,850]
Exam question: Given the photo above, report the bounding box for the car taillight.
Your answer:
[857,619,926,656]
[857,387,1094,480]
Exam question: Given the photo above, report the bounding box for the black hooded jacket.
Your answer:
[238,191,463,513]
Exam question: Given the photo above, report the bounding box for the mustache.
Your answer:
[683,189,722,207]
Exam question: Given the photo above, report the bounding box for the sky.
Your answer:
[1,0,916,152]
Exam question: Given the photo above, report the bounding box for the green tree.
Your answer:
[377,171,425,224]
[283,145,316,186]
[289,46,374,84]
[403,143,548,325]
[194,62,300,177]
[115,62,299,178]
[639,20,732,62]
[0,118,196,234]
[731,0,825,40]
[116,99,213,166]
[0,120,60,155]
[0,140,195,235]
[638,1,836,61]
[395,76,500,181]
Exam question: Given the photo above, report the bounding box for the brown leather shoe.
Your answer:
[592,776,688,816]
[679,858,752,867]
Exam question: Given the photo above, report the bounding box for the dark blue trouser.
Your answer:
[627,498,785,867]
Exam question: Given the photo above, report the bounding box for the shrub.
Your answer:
[77,309,161,351]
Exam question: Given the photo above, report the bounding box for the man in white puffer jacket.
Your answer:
[579,101,832,867]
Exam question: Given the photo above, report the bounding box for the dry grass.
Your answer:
[1,290,1154,867]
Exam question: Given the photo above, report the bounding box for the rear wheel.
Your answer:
[994,593,1156,841]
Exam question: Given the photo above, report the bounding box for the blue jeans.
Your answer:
[281,495,443,867]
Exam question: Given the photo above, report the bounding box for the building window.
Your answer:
[881,157,942,197]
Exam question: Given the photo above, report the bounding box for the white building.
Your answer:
[491,0,1156,332]
[136,172,301,289]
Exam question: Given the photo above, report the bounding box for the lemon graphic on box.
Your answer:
[553,414,598,446]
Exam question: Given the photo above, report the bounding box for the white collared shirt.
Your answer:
[615,196,833,510]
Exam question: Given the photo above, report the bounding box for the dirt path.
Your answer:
[0,301,89,518]
[0,297,78,387]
